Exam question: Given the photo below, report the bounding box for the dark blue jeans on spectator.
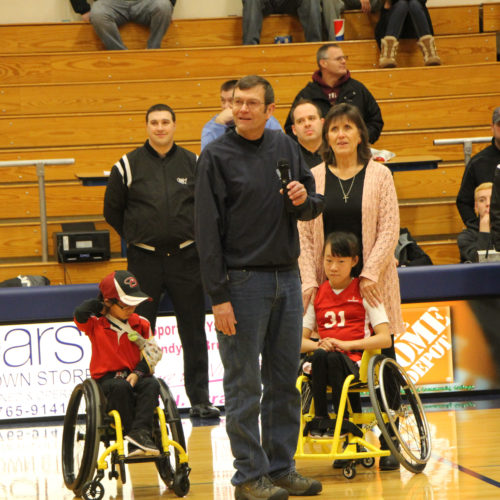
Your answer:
[218,268,303,485]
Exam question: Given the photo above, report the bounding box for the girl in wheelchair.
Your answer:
[301,231,392,440]
[74,270,163,458]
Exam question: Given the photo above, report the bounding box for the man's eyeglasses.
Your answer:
[232,98,265,110]
[324,55,348,62]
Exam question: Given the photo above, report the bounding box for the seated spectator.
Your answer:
[290,99,324,168]
[321,0,382,41]
[242,0,322,45]
[375,0,440,68]
[457,107,500,230]
[201,79,282,151]
[395,227,432,267]
[458,183,494,262]
[491,166,500,251]
[284,43,384,144]
[70,0,175,50]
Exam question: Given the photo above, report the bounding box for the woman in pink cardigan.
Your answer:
[298,103,403,334]
[298,103,403,470]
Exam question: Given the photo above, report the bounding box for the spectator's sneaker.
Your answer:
[189,403,221,419]
[234,476,288,500]
[272,470,322,496]
[379,452,400,470]
[125,428,160,456]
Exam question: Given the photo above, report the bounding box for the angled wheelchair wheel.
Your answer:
[62,379,103,496]
[155,379,188,490]
[368,355,432,473]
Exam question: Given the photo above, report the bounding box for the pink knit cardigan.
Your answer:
[298,159,404,335]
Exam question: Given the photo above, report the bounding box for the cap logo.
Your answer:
[124,276,138,288]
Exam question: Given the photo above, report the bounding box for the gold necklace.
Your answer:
[337,173,357,203]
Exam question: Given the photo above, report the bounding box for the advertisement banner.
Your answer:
[1,297,500,421]
[0,315,222,421]
[396,304,454,386]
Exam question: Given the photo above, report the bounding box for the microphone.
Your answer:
[277,159,294,212]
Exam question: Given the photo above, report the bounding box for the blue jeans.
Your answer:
[90,0,173,50]
[218,269,303,485]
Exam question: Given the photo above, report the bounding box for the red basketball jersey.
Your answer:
[313,278,373,362]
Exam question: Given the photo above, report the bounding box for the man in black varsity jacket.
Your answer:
[104,103,220,419]
[70,0,176,50]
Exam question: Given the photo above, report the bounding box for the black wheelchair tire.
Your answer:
[173,471,191,497]
[62,379,103,495]
[368,355,431,473]
[155,378,187,487]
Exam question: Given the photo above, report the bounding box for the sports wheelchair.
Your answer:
[296,350,431,480]
[61,377,190,500]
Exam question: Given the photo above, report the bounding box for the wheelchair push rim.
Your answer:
[61,379,103,496]
[368,354,432,473]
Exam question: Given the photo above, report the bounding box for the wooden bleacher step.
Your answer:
[0,33,496,85]
[1,62,499,117]
[0,5,488,54]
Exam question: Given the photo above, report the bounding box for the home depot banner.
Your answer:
[399,299,500,391]
[396,304,453,386]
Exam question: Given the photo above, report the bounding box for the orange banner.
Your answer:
[397,304,454,385]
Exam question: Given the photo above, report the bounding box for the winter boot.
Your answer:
[417,34,441,66]
[379,36,399,68]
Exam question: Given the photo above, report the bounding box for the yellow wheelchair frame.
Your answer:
[295,350,432,479]
[62,378,190,500]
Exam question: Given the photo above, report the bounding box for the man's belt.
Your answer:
[134,240,194,256]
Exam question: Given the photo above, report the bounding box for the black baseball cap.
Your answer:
[99,270,150,306]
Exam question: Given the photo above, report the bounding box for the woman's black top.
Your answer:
[323,164,367,275]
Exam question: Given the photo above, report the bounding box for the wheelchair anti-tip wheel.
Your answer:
[82,479,105,500]
[343,463,356,479]
[155,378,190,496]
[368,355,432,473]
[62,379,103,497]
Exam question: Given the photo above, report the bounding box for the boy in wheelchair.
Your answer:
[74,270,163,458]
[301,231,397,467]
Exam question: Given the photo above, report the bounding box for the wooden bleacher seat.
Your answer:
[399,198,463,236]
[2,62,499,118]
[0,4,487,54]
[0,33,496,86]
[483,3,500,32]
[1,92,498,151]
[344,4,481,40]
[1,8,498,277]
[419,239,460,265]
[0,259,126,286]
[0,219,121,260]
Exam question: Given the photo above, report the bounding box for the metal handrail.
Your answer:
[433,136,492,166]
[0,158,75,262]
